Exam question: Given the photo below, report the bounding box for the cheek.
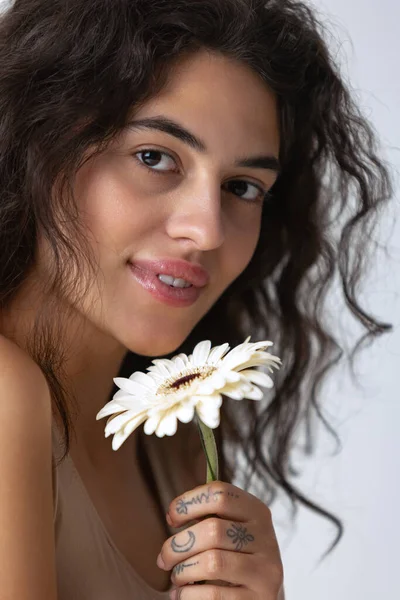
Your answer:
[74,162,148,260]
[225,220,261,281]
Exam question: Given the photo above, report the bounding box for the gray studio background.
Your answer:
[271,2,399,598]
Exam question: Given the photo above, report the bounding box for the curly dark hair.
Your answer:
[0,0,393,559]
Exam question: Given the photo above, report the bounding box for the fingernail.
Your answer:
[156,553,165,569]
[169,589,177,600]
[166,512,173,526]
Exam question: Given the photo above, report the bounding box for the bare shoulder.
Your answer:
[0,334,57,598]
[0,333,51,402]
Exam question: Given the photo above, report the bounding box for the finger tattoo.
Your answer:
[227,492,240,499]
[171,531,196,553]
[227,522,255,551]
[173,560,200,575]
[175,486,224,515]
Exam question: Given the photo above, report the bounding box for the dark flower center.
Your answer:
[156,365,217,397]
[170,373,199,389]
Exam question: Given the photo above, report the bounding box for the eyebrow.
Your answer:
[125,116,280,174]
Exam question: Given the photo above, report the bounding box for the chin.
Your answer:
[123,333,188,359]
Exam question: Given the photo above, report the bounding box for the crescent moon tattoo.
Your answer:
[171,531,196,553]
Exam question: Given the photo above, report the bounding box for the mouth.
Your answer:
[131,258,210,288]
[128,262,206,308]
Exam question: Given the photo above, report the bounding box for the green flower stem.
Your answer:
[195,413,219,483]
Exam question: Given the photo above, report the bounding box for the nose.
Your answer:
[165,175,225,251]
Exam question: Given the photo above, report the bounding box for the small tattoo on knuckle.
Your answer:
[227,491,240,499]
[226,522,255,551]
[175,486,224,515]
[173,560,200,576]
[171,530,196,553]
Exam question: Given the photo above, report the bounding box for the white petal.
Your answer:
[208,370,229,389]
[175,403,195,424]
[172,354,191,370]
[242,338,270,350]
[111,430,131,451]
[196,368,235,395]
[242,385,264,400]
[122,413,148,437]
[235,356,281,373]
[118,396,152,411]
[219,348,249,371]
[150,358,179,376]
[195,403,220,429]
[221,379,264,400]
[97,392,150,419]
[223,370,241,383]
[128,371,158,390]
[191,340,212,366]
[156,413,178,437]
[194,394,223,409]
[257,351,281,364]
[196,379,218,395]
[113,377,144,396]
[147,360,172,378]
[105,408,148,436]
[240,369,274,388]
[208,343,230,364]
[104,411,133,435]
[145,370,166,385]
[250,340,274,350]
[111,390,150,407]
[104,415,116,435]
[144,415,161,435]
[220,386,247,400]
[110,412,147,450]
[96,399,128,419]
[112,389,130,400]
[222,353,278,373]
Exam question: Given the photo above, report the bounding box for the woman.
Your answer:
[0,0,393,598]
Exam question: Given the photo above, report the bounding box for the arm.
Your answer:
[0,336,58,599]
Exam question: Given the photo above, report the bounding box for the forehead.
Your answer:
[129,50,280,155]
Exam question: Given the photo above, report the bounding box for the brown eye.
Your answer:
[134,149,177,172]
[223,179,266,203]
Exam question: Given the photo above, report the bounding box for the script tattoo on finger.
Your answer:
[227,522,255,551]
[227,491,240,499]
[173,560,200,576]
[175,486,224,515]
[171,530,196,553]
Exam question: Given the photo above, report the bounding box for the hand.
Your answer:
[156,481,284,599]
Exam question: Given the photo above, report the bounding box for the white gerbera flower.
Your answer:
[96,336,282,450]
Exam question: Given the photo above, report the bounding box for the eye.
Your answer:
[134,149,178,172]
[222,180,267,204]
[133,148,269,203]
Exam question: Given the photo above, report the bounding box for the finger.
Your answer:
[167,482,265,527]
[170,584,254,600]
[158,518,257,572]
[171,548,262,589]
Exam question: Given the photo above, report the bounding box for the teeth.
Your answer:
[158,274,192,288]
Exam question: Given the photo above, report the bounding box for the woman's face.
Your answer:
[59,50,280,356]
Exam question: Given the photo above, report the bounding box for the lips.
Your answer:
[130,258,210,288]
[128,260,205,308]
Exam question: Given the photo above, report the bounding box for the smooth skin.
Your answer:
[0,337,57,600]
[157,481,285,599]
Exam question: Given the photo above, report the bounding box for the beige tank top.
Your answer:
[51,421,203,599]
